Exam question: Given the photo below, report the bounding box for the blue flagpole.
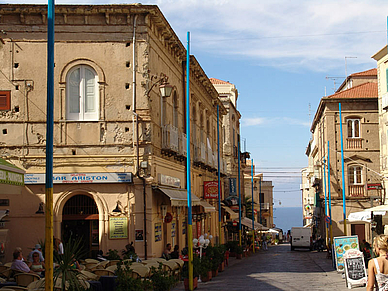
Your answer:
[339,103,347,235]
[45,1,55,290]
[217,104,222,245]
[323,157,328,243]
[251,159,255,252]
[185,31,193,291]
[238,137,242,246]
[328,141,333,246]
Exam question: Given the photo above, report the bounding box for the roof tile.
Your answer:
[210,78,232,85]
[349,68,377,77]
[327,82,377,99]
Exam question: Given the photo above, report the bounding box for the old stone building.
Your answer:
[307,68,381,242]
[0,4,229,261]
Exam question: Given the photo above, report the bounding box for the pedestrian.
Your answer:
[170,245,179,259]
[162,243,172,260]
[28,244,45,263]
[366,234,388,291]
[262,235,268,250]
[11,248,34,273]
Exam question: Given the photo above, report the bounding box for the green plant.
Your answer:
[211,245,225,271]
[106,249,121,260]
[235,245,243,255]
[150,263,177,291]
[225,241,239,253]
[182,255,200,279]
[115,260,151,291]
[53,236,90,291]
[199,256,211,278]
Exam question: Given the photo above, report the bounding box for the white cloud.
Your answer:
[242,116,310,127]
[3,0,386,72]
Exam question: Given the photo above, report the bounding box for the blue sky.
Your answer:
[4,0,388,207]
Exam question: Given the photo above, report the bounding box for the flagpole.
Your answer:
[185,31,193,291]
[217,104,222,245]
[238,137,242,246]
[45,1,55,290]
[339,103,347,235]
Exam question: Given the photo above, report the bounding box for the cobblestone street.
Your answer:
[173,244,355,291]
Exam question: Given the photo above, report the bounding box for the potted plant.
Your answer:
[199,256,212,282]
[226,241,239,257]
[183,255,200,290]
[236,245,243,260]
[149,264,177,291]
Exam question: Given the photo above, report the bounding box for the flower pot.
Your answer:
[218,262,225,272]
[184,277,198,290]
[212,269,218,277]
[201,271,212,282]
[236,253,242,259]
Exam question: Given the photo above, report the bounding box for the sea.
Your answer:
[273,207,303,234]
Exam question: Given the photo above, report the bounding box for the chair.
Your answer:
[0,266,11,280]
[162,261,178,276]
[106,260,120,267]
[97,260,110,269]
[0,287,28,291]
[85,263,99,271]
[77,270,99,281]
[92,269,115,277]
[105,265,118,272]
[153,258,167,264]
[3,263,12,268]
[84,259,99,264]
[14,273,40,288]
[130,265,149,279]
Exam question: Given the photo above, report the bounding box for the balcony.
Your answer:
[162,124,179,153]
[346,138,363,150]
[179,132,187,157]
[207,148,214,167]
[200,143,206,163]
[193,144,201,163]
[348,185,365,197]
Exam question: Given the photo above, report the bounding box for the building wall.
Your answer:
[0,4,228,260]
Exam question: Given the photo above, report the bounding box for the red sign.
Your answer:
[164,213,173,223]
[367,183,382,190]
[233,220,237,226]
[204,181,219,199]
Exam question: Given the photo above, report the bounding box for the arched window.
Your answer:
[66,65,99,121]
[347,119,360,138]
[348,165,362,185]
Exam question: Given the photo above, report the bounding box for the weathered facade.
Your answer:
[307,69,381,242]
[0,4,229,261]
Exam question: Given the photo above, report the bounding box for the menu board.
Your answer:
[155,222,162,242]
[343,249,367,288]
[333,235,359,272]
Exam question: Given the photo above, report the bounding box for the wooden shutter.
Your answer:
[0,91,11,110]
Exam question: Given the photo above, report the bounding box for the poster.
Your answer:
[109,216,128,239]
[333,235,359,272]
[171,220,176,238]
[135,229,144,241]
[155,222,162,242]
[204,181,219,199]
[182,218,186,235]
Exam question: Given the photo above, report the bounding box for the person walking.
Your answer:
[367,234,388,291]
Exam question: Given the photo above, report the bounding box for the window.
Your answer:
[0,91,11,111]
[348,166,362,185]
[172,92,178,128]
[347,119,360,138]
[66,65,99,121]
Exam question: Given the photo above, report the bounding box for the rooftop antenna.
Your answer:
[325,76,344,93]
[345,56,357,78]
[308,103,312,123]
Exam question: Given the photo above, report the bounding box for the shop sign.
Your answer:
[155,222,162,242]
[158,174,181,188]
[343,249,367,288]
[171,220,176,238]
[229,178,237,196]
[204,181,219,199]
[109,216,128,239]
[367,183,382,190]
[25,172,133,184]
[0,169,24,186]
[135,230,144,241]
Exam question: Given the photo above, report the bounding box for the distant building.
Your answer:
[306,68,380,242]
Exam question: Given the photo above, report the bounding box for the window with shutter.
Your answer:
[0,91,11,111]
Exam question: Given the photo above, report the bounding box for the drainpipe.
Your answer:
[132,14,147,260]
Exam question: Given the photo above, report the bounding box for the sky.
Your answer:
[4,0,388,208]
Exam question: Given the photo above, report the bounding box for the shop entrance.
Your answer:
[62,194,99,258]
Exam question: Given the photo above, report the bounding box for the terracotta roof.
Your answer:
[349,68,377,77]
[210,78,232,85]
[327,82,377,99]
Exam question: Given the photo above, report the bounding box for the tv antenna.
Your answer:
[325,76,344,93]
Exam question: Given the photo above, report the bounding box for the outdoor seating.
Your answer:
[84,259,99,264]
[0,266,11,280]
[0,287,28,290]
[13,273,40,288]
[161,261,177,275]
[85,263,99,271]
[78,270,99,281]
[106,260,120,267]
[105,265,119,272]
[97,260,110,269]
[92,269,115,277]
[3,264,12,269]
[130,266,149,279]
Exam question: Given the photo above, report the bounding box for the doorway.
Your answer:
[351,224,365,243]
[62,194,99,258]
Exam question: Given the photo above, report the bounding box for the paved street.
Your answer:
[173,244,354,291]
